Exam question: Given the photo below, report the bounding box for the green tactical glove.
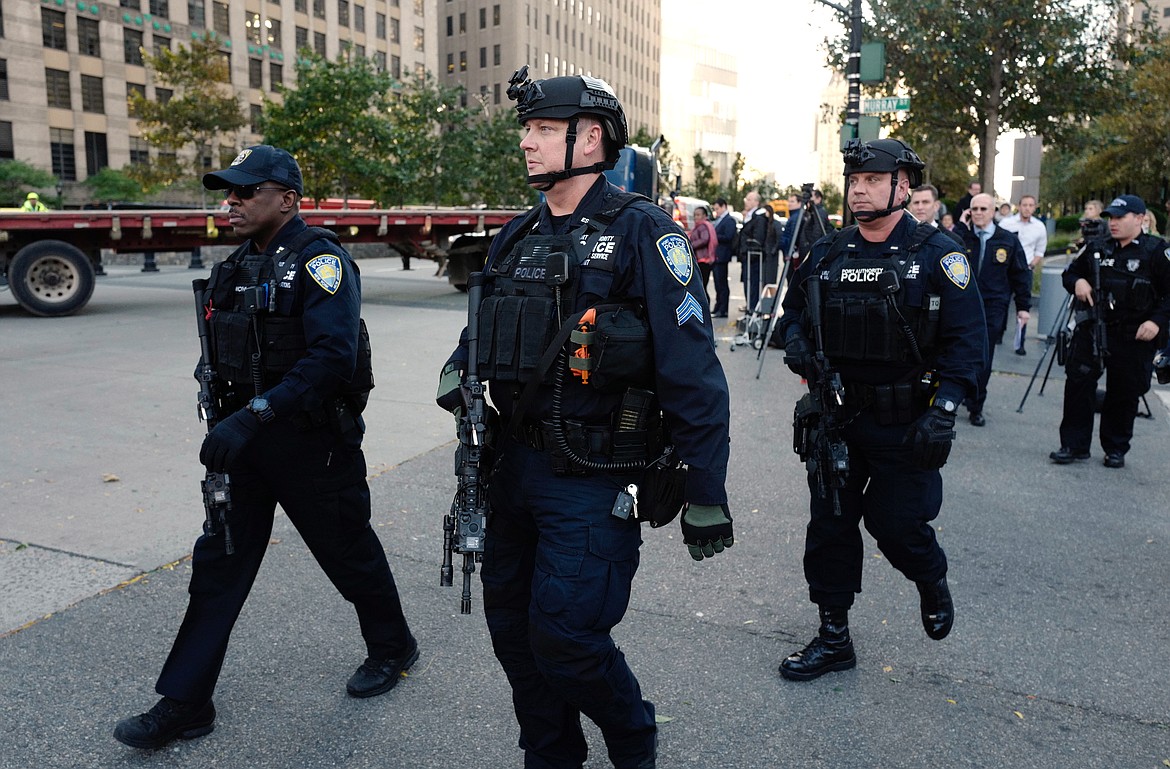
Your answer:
[436,361,464,413]
[680,503,734,561]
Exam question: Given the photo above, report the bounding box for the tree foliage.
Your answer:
[831,1,1123,195]
[128,36,245,191]
[260,51,397,204]
[0,160,56,206]
[463,100,533,208]
[83,168,145,204]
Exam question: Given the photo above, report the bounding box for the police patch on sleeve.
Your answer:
[657,232,693,285]
[306,254,343,294]
[940,252,971,289]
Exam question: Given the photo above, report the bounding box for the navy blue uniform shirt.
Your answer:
[778,212,986,407]
[954,222,1031,310]
[446,176,731,504]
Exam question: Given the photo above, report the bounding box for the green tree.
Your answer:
[686,152,721,202]
[260,51,396,204]
[129,36,245,192]
[82,168,145,205]
[0,160,56,207]
[819,181,844,218]
[464,101,533,208]
[834,1,1122,195]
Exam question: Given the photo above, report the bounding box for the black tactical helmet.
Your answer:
[842,138,925,188]
[508,65,628,166]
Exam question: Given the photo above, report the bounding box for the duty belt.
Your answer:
[843,381,925,425]
[290,397,359,434]
[517,419,615,456]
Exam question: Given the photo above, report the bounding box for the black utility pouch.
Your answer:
[589,304,655,393]
[638,449,687,528]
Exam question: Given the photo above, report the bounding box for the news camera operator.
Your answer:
[775,138,985,682]
[1050,195,1170,469]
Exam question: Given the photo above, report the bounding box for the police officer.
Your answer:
[114,146,416,749]
[436,68,732,769]
[776,138,985,681]
[954,192,1031,426]
[1050,194,1170,469]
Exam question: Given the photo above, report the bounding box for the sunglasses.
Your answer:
[969,206,991,211]
[227,184,290,200]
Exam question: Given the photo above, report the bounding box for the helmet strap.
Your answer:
[525,116,615,190]
[849,174,907,222]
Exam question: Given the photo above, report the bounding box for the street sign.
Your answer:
[861,96,910,114]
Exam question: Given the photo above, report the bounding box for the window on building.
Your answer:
[249,58,263,88]
[270,62,282,89]
[390,18,399,43]
[313,31,326,55]
[149,0,169,16]
[479,7,486,28]
[458,12,465,33]
[295,0,307,12]
[246,13,263,44]
[189,0,205,28]
[459,50,466,71]
[374,50,386,72]
[446,15,452,36]
[391,54,400,79]
[153,35,171,57]
[313,0,325,19]
[129,136,150,166]
[0,60,8,101]
[479,47,485,68]
[339,0,349,26]
[268,19,281,48]
[123,27,143,64]
[355,43,364,58]
[414,0,423,13]
[1,122,16,161]
[493,44,500,66]
[51,128,77,181]
[376,12,386,39]
[81,74,105,113]
[85,131,109,177]
[42,8,67,50]
[493,82,500,104]
[213,2,229,35]
[296,26,308,51]
[493,4,500,25]
[414,26,424,52]
[78,18,101,57]
[354,5,365,33]
[120,0,139,7]
[156,87,173,104]
[126,82,145,115]
[250,103,262,133]
[46,68,71,109]
[446,53,454,73]
[218,51,232,82]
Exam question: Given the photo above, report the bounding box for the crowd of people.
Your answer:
[105,65,1170,769]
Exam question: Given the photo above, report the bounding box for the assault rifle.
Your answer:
[441,272,490,614]
[792,275,849,516]
[1088,241,1110,370]
[191,279,234,555]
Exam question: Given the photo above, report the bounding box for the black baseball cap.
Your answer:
[1102,194,1145,217]
[203,145,303,195]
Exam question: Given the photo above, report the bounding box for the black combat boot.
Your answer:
[779,606,856,681]
[917,576,954,640]
[113,697,216,749]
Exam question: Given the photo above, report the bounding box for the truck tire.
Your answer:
[446,235,490,292]
[9,240,96,317]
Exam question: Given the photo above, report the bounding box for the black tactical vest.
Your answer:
[817,227,941,364]
[1098,240,1156,324]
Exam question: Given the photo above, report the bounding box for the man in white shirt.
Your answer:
[999,195,1047,354]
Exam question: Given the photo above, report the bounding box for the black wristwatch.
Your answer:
[247,396,276,423]
[934,397,958,415]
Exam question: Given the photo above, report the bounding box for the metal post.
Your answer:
[189,246,205,269]
[142,251,159,273]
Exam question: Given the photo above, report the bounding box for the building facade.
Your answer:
[0,0,432,204]
[436,0,660,139]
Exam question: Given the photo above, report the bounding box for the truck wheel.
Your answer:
[9,240,96,317]
[446,236,490,292]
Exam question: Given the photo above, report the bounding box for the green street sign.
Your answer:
[861,96,910,114]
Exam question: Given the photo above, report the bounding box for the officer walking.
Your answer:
[955,192,1031,426]
[114,146,416,749]
[776,138,985,681]
[436,68,732,769]
[1050,194,1170,468]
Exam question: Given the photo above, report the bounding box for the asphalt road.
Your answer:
[1,258,1168,768]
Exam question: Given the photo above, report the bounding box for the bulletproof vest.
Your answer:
[817,230,940,364]
[476,192,644,384]
[1098,240,1156,324]
[208,227,374,406]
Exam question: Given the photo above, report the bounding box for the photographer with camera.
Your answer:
[1050,195,1170,469]
[775,138,985,682]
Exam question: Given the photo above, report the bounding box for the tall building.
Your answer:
[436,0,661,140]
[813,71,848,194]
[659,9,735,190]
[0,0,432,204]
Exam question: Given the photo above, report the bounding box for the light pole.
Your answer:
[55,180,64,209]
[816,0,863,226]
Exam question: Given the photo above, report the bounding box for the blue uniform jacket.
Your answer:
[227,216,363,418]
[446,177,731,504]
[777,212,986,407]
[1062,233,1170,331]
[954,222,1031,312]
[713,212,736,264]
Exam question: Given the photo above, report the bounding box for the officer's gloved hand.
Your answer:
[200,409,260,473]
[680,503,734,561]
[436,361,464,413]
[782,330,813,378]
[904,406,956,470]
